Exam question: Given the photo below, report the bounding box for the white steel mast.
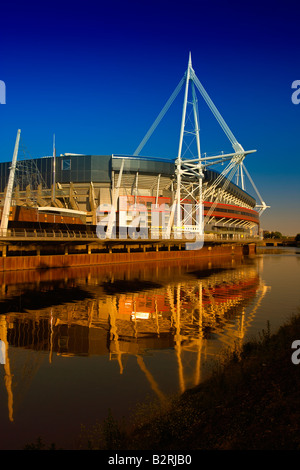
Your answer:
[167,53,204,239]
[176,52,192,237]
[52,134,56,205]
[134,53,268,237]
[0,129,21,236]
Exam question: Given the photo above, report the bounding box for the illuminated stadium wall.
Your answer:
[0,153,259,237]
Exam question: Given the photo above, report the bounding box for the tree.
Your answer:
[263,231,282,239]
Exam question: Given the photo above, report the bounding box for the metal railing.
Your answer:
[0,228,262,243]
[0,228,99,239]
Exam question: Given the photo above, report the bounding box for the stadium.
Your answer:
[0,151,260,240]
[0,55,267,242]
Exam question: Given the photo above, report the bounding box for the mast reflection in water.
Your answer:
[0,254,269,448]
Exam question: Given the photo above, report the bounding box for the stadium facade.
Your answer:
[0,55,267,241]
[0,152,260,240]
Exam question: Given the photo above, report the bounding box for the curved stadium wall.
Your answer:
[0,153,259,238]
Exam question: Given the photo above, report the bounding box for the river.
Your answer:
[0,246,299,449]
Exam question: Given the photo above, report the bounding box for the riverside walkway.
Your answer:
[0,228,259,271]
[0,228,260,245]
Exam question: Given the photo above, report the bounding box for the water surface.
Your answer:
[0,247,299,449]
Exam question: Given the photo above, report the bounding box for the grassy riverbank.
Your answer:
[79,313,300,451]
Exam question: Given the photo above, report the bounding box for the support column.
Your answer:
[107,158,125,239]
[0,130,21,237]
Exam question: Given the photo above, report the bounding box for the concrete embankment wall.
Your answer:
[0,243,256,272]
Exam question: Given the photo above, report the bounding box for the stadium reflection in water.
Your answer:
[0,254,269,448]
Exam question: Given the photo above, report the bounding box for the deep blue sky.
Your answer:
[1,0,299,235]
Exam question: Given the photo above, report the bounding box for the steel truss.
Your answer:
[134,53,269,238]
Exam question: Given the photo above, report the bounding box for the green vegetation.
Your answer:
[78,314,300,450]
[23,437,62,450]
[263,231,283,239]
